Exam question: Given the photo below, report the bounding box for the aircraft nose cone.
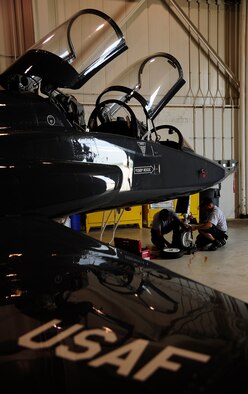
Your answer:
[216,159,238,180]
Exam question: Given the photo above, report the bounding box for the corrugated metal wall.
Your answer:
[0,0,34,69]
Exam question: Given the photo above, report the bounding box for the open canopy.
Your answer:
[0,9,127,91]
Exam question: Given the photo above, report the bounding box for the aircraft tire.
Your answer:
[160,247,184,259]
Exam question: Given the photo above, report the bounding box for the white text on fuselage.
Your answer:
[134,165,159,175]
[18,319,210,381]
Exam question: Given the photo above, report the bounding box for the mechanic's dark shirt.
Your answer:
[151,210,181,234]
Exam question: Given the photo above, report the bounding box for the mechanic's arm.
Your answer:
[178,218,190,230]
[191,221,213,231]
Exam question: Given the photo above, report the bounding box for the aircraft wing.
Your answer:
[0,215,248,393]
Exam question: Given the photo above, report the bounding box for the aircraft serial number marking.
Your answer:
[134,166,155,174]
[18,319,210,381]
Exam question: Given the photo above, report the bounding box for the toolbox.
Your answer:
[114,237,150,259]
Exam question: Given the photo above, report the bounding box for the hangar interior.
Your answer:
[0,0,243,218]
[0,0,248,303]
[88,220,248,303]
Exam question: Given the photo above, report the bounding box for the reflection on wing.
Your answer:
[0,215,248,392]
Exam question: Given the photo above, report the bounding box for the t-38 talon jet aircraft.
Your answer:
[0,8,246,394]
[0,9,226,218]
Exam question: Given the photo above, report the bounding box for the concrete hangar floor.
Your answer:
[88,219,248,304]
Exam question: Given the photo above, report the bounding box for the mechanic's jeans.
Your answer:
[151,223,181,249]
[151,229,166,249]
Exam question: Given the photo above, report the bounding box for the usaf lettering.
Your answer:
[19,319,210,381]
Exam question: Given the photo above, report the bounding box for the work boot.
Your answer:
[208,240,222,251]
[199,243,212,251]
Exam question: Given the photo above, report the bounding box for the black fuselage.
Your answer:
[0,90,225,217]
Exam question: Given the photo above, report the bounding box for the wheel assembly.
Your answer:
[160,247,184,259]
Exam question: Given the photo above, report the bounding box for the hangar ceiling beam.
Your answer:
[161,0,239,91]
